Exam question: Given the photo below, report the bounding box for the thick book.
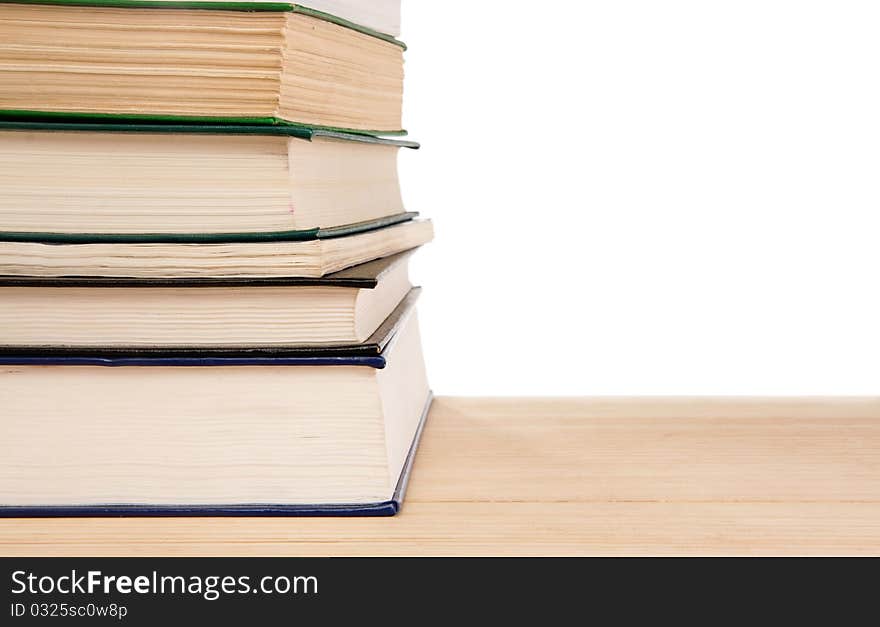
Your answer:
[0,250,421,352]
[0,0,406,133]
[0,122,418,243]
[0,304,431,517]
[0,219,434,279]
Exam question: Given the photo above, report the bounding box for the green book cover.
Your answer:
[0,213,420,245]
[0,119,419,146]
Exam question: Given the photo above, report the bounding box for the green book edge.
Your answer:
[0,110,409,138]
[0,0,406,48]
[0,213,419,245]
[0,119,420,149]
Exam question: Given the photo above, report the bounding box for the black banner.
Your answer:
[0,558,871,624]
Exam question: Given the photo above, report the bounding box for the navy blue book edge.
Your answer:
[0,394,433,519]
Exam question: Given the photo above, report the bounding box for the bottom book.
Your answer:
[0,305,431,518]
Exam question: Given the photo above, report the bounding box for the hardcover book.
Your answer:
[0,0,406,133]
[0,253,421,351]
[0,122,418,243]
[0,219,434,279]
[0,302,431,517]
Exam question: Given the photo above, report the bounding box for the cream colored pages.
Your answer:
[0,6,286,117]
[378,313,431,488]
[0,132,405,235]
[0,6,404,131]
[0,221,434,279]
[0,259,412,346]
[278,13,404,132]
[0,365,392,505]
[0,132,292,234]
[289,137,404,231]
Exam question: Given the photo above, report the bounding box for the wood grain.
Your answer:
[2,397,879,556]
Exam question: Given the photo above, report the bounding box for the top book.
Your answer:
[0,1,406,133]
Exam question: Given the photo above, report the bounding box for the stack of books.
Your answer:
[0,0,433,517]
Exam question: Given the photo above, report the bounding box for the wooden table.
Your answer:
[2,397,879,556]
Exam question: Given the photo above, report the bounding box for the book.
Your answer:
[0,252,419,350]
[0,122,418,242]
[0,0,406,133]
[0,303,431,517]
[0,288,421,364]
[0,219,434,278]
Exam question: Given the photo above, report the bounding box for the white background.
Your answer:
[399,1,880,396]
